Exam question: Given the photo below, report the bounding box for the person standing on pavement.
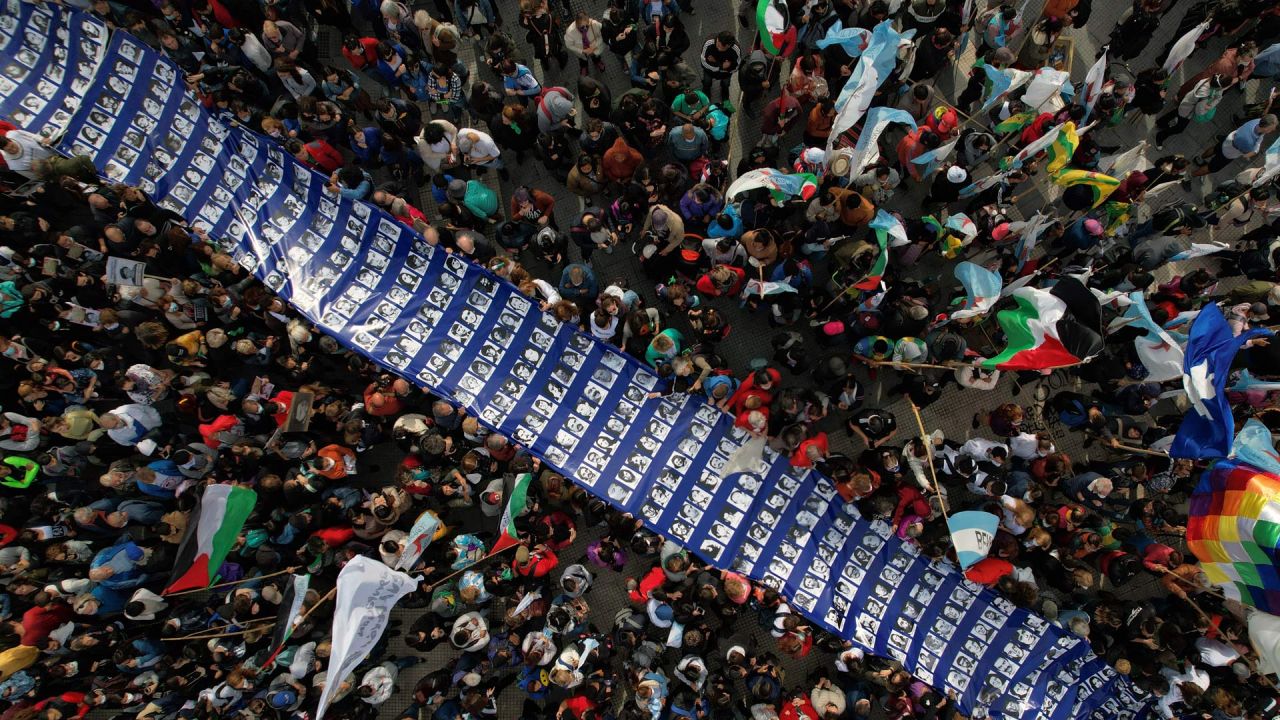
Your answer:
[1192,113,1278,176]
[564,11,607,76]
[699,31,740,101]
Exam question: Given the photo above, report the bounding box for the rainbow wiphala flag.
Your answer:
[1188,460,1280,614]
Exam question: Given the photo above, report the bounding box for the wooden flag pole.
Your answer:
[909,402,950,519]
[419,541,525,592]
[164,566,301,598]
[855,355,959,372]
[162,617,279,642]
[1110,442,1170,458]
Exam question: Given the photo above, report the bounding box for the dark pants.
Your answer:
[1154,111,1190,146]
[702,69,731,100]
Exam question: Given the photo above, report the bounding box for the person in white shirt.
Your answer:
[414,119,458,172]
[455,129,505,173]
[0,130,55,179]
[357,657,420,705]
[229,28,273,73]
[99,403,162,450]
[1008,431,1054,461]
[959,437,1010,471]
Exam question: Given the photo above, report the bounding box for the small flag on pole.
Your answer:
[948,511,999,569]
[493,473,532,552]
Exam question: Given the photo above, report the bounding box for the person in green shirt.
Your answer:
[671,88,710,126]
[0,455,38,489]
[645,328,684,370]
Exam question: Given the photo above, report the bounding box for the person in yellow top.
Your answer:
[0,643,39,682]
[47,407,104,442]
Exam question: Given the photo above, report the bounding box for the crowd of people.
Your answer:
[1,0,1280,718]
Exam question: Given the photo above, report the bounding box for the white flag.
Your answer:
[1169,241,1230,262]
[1021,67,1071,110]
[315,556,419,720]
[828,63,879,150]
[1100,141,1150,178]
[1163,21,1210,75]
[1012,122,1063,167]
[1082,48,1108,121]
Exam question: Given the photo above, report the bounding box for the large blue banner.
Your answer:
[0,0,109,138]
[8,8,1153,718]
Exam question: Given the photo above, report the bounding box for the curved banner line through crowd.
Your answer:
[0,2,1156,718]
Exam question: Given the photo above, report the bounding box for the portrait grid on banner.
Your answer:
[0,1,110,138]
[14,7,1156,719]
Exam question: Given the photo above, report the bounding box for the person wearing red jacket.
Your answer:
[727,367,781,415]
[627,565,666,603]
[896,127,940,181]
[20,602,72,646]
[341,35,380,71]
[312,525,356,548]
[289,138,344,174]
[892,486,932,529]
[965,556,1014,586]
[695,264,746,298]
[789,432,829,468]
[267,390,294,427]
[779,692,820,720]
[32,692,90,720]
[513,544,558,578]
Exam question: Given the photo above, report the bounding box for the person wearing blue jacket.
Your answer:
[89,538,150,591]
[558,263,598,304]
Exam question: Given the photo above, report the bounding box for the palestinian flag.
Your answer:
[983,278,1103,371]
[263,574,309,666]
[1045,121,1078,175]
[853,228,888,292]
[1054,168,1120,208]
[493,473,531,552]
[163,485,258,594]
[756,0,797,57]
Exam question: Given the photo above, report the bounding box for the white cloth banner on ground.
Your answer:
[315,556,419,720]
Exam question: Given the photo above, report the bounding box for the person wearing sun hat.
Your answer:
[927,163,968,206]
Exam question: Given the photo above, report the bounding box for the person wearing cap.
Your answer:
[926,164,968,207]
[1059,216,1106,254]
[640,204,686,256]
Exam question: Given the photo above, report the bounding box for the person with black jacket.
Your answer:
[699,31,740,100]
